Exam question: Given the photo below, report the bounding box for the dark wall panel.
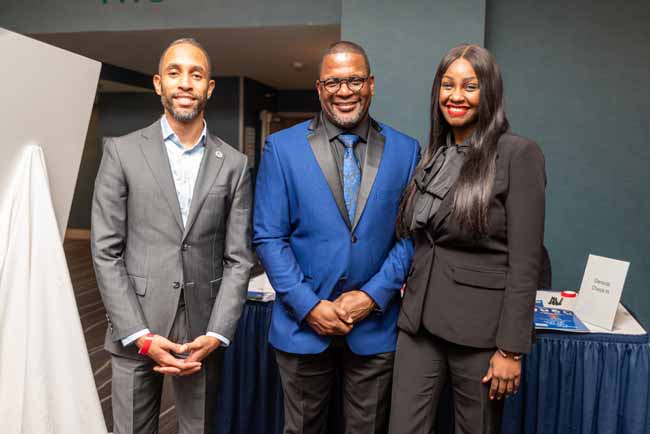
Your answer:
[69,76,240,229]
[486,0,650,325]
[276,89,320,113]
[244,78,277,169]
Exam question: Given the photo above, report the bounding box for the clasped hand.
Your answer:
[305,290,376,336]
[482,350,522,400]
[136,334,221,376]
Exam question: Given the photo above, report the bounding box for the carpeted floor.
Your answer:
[64,239,178,434]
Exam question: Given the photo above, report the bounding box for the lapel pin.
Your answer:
[215,150,223,159]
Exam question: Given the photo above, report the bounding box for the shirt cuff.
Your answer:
[206,332,230,347]
[122,328,151,347]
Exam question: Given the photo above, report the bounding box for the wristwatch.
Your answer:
[498,348,523,361]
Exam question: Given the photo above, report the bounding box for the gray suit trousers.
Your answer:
[111,302,222,434]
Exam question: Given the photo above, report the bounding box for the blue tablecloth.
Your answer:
[215,301,284,434]
[215,302,650,434]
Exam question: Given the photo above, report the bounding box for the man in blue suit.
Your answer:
[253,41,420,434]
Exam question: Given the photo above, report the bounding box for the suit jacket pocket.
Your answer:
[208,184,230,196]
[452,266,506,290]
[210,277,223,298]
[128,274,147,296]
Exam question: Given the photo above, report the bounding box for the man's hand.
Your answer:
[482,350,522,400]
[333,290,376,324]
[183,335,222,366]
[305,300,353,335]
[136,334,201,376]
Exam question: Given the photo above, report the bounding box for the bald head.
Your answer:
[319,41,371,76]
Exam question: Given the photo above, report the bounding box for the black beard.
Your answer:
[160,89,207,122]
[320,96,368,129]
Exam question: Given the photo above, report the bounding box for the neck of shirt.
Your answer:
[161,115,207,151]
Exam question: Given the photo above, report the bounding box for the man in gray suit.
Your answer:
[91,38,253,434]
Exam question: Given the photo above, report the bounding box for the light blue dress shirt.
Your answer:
[122,116,230,348]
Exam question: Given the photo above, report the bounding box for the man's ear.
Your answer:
[153,74,163,96]
[207,79,215,99]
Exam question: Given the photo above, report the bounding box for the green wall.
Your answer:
[342,0,486,146]
[486,0,650,326]
[342,0,649,326]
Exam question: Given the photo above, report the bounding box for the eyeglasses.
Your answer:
[318,76,369,93]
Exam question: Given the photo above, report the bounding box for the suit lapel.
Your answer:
[351,120,385,231]
[139,121,184,233]
[182,134,226,240]
[307,116,351,227]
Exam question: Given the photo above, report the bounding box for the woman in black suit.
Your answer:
[388,45,546,434]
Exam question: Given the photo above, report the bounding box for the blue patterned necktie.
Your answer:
[339,133,361,223]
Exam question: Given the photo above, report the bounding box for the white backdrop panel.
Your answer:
[0,27,100,239]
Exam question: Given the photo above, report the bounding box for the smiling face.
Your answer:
[438,57,481,143]
[317,52,374,129]
[153,43,215,123]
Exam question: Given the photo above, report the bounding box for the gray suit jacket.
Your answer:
[91,119,253,357]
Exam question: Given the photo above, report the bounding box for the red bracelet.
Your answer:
[138,333,155,356]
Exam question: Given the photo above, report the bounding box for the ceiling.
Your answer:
[31,25,340,91]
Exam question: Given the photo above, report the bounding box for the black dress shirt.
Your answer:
[321,113,370,181]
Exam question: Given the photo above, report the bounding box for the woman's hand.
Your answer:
[482,350,521,400]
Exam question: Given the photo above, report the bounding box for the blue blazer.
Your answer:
[253,115,420,355]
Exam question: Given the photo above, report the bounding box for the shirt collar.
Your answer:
[160,115,207,151]
[321,112,371,143]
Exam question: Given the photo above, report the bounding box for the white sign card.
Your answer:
[575,254,630,330]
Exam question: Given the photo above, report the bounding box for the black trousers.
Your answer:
[388,330,503,434]
[275,338,394,434]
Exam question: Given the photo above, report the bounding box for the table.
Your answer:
[502,331,650,434]
[214,301,284,434]
[214,302,650,434]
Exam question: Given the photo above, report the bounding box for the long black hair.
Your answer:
[397,44,509,237]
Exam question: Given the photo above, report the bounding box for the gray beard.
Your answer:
[329,114,358,129]
[325,109,365,130]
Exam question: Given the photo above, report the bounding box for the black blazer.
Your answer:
[398,132,546,354]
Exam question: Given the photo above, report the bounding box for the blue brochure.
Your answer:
[534,304,589,332]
